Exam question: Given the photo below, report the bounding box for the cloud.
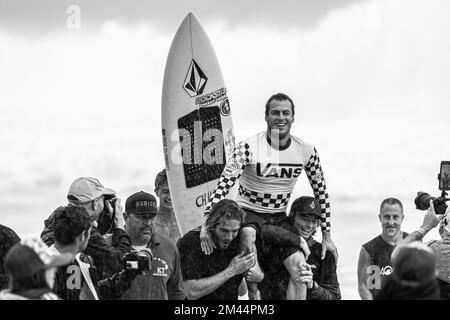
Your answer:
[0,0,365,36]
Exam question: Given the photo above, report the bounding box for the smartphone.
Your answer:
[439,161,450,190]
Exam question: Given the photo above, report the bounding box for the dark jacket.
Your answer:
[53,252,136,300]
[305,237,341,300]
[41,206,133,279]
[260,222,341,300]
[0,225,21,290]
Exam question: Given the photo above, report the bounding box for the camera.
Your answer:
[415,161,450,215]
[121,249,152,273]
[97,196,117,235]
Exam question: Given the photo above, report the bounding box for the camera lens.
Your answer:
[414,192,435,210]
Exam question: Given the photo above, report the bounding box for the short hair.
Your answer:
[205,199,244,230]
[53,205,92,246]
[10,269,49,295]
[154,169,168,192]
[265,93,295,116]
[380,198,403,214]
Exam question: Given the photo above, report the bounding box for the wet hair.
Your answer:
[380,198,403,214]
[53,205,92,246]
[264,93,295,116]
[9,269,50,296]
[154,169,168,192]
[205,199,244,230]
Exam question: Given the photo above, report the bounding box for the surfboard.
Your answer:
[161,13,236,235]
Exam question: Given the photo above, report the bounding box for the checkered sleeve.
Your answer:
[204,141,251,214]
[305,147,331,232]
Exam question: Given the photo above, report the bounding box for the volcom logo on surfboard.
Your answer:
[183,59,208,97]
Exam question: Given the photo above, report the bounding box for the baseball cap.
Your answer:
[67,177,116,204]
[125,191,158,215]
[290,196,321,218]
[5,238,73,280]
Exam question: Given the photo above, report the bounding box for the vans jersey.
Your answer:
[205,131,331,231]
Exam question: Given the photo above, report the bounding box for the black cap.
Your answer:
[125,191,158,215]
[290,196,321,218]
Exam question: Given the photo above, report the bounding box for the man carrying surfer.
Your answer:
[178,199,260,300]
[200,93,337,300]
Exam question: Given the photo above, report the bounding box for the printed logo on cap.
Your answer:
[135,200,156,208]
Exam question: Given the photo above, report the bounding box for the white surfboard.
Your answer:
[161,13,236,235]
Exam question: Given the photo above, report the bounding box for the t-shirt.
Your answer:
[177,228,243,300]
[362,233,408,297]
[205,131,331,231]
[154,210,182,244]
[120,234,184,300]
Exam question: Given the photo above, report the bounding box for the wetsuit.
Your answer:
[205,131,331,232]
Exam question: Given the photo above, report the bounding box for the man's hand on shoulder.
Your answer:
[321,231,338,262]
[299,236,310,260]
[200,223,216,255]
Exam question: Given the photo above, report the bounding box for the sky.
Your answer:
[0,0,362,34]
[1,0,448,195]
[1,0,449,299]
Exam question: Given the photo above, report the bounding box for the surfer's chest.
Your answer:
[246,146,306,179]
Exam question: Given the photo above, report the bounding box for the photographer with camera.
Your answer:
[119,191,184,300]
[395,162,450,299]
[396,200,450,299]
[49,205,141,300]
[40,177,133,279]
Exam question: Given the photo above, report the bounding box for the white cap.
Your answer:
[67,177,115,204]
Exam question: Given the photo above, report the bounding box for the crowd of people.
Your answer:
[0,93,449,300]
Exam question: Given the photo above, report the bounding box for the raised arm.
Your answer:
[200,142,251,254]
[304,147,330,232]
[397,200,446,250]
[203,141,251,214]
[305,147,336,261]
